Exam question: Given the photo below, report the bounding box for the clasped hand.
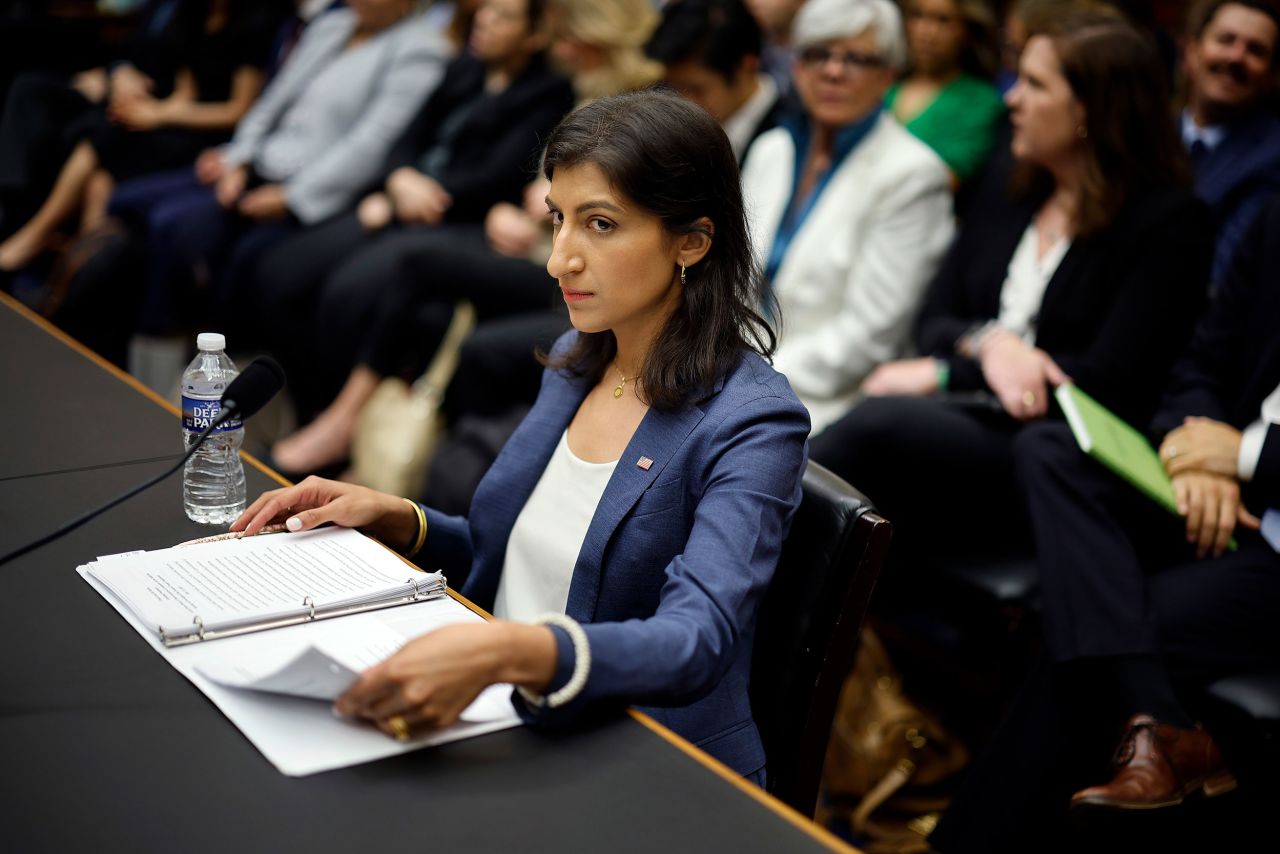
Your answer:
[1159,418,1261,557]
[387,167,452,225]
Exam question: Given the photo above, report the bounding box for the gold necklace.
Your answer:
[612,361,628,399]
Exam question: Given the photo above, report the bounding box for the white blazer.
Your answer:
[743,113,955,433]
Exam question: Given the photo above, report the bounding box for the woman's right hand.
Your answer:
[230,476,419,551]
[357,192,394,232]
[979,330,1068,420]
[386,167,451,225]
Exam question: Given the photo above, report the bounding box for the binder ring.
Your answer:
[405,578,420,601]
[193,615,205,641]
[302,596,315,620]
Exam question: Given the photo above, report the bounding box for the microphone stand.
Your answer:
[0,407,241,568]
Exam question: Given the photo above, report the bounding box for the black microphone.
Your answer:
[0,358,287,568]
[219,356,285,423]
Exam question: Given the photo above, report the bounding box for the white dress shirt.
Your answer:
[1181,109,1227,152]
[1239,381,1280,481]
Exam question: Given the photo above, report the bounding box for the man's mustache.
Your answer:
[1206,60,1250,83]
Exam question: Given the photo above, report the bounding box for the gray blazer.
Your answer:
[221,8,450,223]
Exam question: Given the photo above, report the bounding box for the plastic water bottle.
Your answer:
[181,333,246,524]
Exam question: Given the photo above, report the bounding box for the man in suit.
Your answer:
[1181,0,1280,289]
[931,197,1280,852]
[646,0,785,166]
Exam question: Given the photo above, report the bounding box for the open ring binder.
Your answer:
[87,528,450,649]
[155,573,448,647]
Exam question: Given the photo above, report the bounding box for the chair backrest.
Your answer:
[750,460,892,818]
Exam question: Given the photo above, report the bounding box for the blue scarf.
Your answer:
[764,109,881,286]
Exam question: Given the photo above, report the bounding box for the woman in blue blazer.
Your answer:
[232,90,810,782]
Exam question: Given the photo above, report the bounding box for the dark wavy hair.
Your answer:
[539,88,777,410]
[1015,11,1191,235]
[645,0,765,83]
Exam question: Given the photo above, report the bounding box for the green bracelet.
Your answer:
[935,358,951,393]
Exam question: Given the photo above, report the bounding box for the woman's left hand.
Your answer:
[862,357,939,397]
[979,330,1068,420]
[109,96,168,130]
[336,623,507,735]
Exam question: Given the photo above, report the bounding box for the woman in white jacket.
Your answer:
[742,0,954,433]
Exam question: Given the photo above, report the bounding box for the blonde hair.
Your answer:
[554,0,664,100]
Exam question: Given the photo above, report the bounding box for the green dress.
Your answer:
[885,74,1005,182]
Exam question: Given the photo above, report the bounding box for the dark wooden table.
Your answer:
[0,294,854,853]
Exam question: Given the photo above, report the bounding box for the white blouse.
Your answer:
[493,430,618,623]
[997,222,1071,343]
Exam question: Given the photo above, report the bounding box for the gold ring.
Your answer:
[387,714,411,742]
[1022,390,1037,407]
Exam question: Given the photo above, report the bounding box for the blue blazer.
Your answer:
[420,333,810,776]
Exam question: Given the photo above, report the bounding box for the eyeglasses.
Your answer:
[797,46,887,74]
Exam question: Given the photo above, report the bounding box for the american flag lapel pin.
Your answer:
[636,456,654,471]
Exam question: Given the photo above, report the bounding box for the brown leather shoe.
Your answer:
[1070,714,1238,810]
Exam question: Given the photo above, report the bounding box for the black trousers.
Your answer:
[809,394,1032,587]
[439,309,569,424]
[1014,421,1280,666]
[0,71,98,236]
[253,219,559,421]
[932,422,1280,853]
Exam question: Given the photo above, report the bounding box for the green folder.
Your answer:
[1054,383,1235,549]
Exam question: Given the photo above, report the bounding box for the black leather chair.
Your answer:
[750,461,892,818]
[1203,671,1280,790]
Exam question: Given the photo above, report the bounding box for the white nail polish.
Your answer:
[286,517,302,531]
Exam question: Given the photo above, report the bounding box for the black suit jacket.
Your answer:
[1193,110,1280,287]
[916,184,1212,427]
[382,52,574,222]
[1152,195,1280,511]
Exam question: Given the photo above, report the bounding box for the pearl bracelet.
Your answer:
[517,613,591,710]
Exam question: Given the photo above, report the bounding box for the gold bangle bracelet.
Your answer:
[402,498,428,559]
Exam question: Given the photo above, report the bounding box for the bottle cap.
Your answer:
[196,332,226,352]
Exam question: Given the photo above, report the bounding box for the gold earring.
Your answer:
[680,262,687,286]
